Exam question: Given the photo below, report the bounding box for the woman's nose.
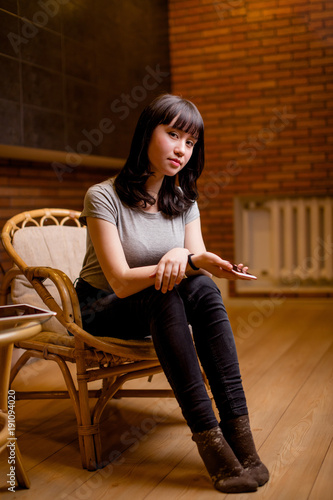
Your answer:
[174,140,185,156]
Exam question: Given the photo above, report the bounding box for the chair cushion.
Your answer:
[11,225,87,335]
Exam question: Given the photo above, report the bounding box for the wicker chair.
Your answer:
[0,208,176,471]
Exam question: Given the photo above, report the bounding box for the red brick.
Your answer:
[263,6,293,17]
[294,3,324,14]
[231,22,261,34]
[281,163,312,172]
[262,52,293,63]
[278,42,309,53]
[247,29,276,39]
[311,56,333,66]
[278,0,308,5]
[293,49,324,60]
[277,25,307,36]
[281,180,312,189]
[310,10,333,21]
[248,80,277,90]
[266,172,296,181]
[263,19,291,30]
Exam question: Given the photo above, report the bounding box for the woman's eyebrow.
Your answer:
[167,125,198,141]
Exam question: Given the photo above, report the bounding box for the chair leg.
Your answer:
[10,347,100,470]
[11,350,92,470]
[91,375,127,467]
[43,352,94,470]
[12,443,30,489]
[75,351,100,470]
[9,351,33,386]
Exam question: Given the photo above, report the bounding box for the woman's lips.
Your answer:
[168,158,181,167]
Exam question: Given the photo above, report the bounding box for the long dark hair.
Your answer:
[114,93,205,217]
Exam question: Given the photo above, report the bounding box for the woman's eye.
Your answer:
[168,131,178,138]
[186,140,194,148]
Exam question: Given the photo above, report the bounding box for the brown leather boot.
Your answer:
[220,415,269,486]
[192,426,258,493]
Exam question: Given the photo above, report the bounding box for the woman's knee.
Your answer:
[180,275,222,300]
[149,286,187,318]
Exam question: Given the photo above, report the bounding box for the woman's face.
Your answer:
[147,118,197,180]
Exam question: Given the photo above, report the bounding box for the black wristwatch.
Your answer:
[188,253,200,271]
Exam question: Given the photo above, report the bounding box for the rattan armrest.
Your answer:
[24,266,81,327]
[0,267,22,306]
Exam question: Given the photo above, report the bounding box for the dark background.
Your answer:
[0,0,171,158]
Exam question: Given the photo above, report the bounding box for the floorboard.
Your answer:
[0,298,332,499]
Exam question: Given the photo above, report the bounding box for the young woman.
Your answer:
[76,94,269,493]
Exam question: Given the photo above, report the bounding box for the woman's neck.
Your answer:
[145,175,164,195]
[138,175,163,213]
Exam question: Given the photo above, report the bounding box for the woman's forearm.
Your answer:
[108,265,157,298]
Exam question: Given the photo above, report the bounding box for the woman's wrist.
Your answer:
[187,253,200,271]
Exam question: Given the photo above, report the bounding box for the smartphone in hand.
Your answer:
[232,264,257,280]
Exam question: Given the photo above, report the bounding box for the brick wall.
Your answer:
[168,0,333,289]
[0,160,115,277]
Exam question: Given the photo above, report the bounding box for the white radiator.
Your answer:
[268,198,333,284]
[235,196,333,292]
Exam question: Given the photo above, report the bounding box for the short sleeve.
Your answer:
[184,200,200,225]
[79,182,118,227]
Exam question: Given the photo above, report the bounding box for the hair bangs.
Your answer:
[160,99,203,140]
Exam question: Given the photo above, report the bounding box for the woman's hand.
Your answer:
[150,248,190,293]
[192,251,233,278]
[192,252,256,281]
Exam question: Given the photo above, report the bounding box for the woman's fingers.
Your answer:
[153,262,165,290]
[152,249,189,293]
[162,262,184,293]
[164,263,178,292]
[220,259,233,271]
[153,262,186,293]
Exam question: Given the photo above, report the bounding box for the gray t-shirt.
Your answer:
[79,177,200,292]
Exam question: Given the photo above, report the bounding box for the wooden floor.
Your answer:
[1,297,332,500]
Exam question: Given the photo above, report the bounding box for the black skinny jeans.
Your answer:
[75,275,248,433]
